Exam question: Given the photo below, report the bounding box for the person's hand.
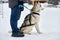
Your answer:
[18,4,24,11]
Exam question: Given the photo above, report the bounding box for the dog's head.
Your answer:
[31,1,41,13]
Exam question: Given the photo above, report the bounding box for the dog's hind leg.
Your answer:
[24,32,31,35]
[23,26,32,35]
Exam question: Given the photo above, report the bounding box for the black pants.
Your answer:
[48,0,59,5]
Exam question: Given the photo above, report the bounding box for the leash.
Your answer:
[24,5,31,11]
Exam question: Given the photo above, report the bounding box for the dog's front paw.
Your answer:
[38,32,42,34]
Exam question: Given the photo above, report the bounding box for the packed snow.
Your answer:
[0,3,60,40]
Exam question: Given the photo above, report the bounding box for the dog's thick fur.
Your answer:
[20,2,41,34]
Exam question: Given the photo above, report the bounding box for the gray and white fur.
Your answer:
[20,2,41,34]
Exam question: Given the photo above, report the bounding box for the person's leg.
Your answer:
[10,5,20,33]
[10,5,24,37]
[53,0,59,5]
[48,0,59,5]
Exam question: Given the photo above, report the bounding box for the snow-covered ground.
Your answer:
[0,3,60,40]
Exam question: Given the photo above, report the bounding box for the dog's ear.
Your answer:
[34,1,41,6]
[37,2,41,7]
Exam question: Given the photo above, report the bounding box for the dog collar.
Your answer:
[32,12,40,15]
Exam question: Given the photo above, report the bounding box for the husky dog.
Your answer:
[20,2,41,34]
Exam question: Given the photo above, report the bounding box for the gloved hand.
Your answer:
[18,1,24,11]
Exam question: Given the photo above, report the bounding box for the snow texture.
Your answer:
[0,3,60,40]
